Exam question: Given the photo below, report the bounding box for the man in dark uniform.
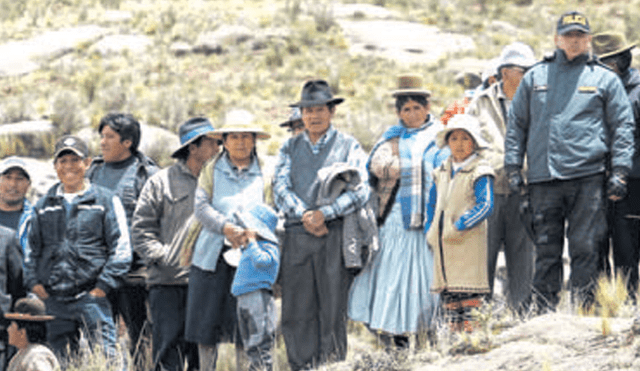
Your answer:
[505,11,635,311]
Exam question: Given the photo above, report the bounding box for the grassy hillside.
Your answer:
[1,0,638,161]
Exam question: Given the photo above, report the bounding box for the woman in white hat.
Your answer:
[348,75,449,348]
[184,110,270,371]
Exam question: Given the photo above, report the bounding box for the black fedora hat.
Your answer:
[290,80,344,108]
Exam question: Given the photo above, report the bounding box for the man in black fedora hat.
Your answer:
[592,32,640,298]
[273,80,370,370]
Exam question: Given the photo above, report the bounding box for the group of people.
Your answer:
[0,8,638,371]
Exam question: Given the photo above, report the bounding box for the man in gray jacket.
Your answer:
[467,42,537,312]
[505,11,635,311]
[132,118,219,371]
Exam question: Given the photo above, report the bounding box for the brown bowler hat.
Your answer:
[5,297,54,322]
[592,32,636,60]
[391,74,431,98]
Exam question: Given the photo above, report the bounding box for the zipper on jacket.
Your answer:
[438,211,447,285]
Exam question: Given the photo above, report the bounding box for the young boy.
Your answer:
[425,114,495,332]
[231,204,280,371]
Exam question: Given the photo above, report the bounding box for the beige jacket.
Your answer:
[466,83,511,195]
[427,155,494,294]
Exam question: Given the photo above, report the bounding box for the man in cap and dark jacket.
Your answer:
[273,80,370,370]
[505,11,635,311]
[592,32,640,298]
[467,42,537,312]
[25,135,132,362]
[133,117,220,371]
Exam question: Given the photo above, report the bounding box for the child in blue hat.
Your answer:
[231,203,280,371]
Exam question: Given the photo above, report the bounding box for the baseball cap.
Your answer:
[0,157,30,180]
[557,11,590,35]
[53,135,89,160]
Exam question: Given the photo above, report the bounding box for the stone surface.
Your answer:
[89,34,153,56]
[338,19,476,65]
[0,26,109,77]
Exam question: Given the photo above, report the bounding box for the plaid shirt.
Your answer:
[273,126,369,221]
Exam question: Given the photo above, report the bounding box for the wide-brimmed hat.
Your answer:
[290,80,344,108]
[592,32,636,60]
[171,117,217,158]
[557,11,590,35]
[0,156,30,181]
[391,74,431,98]
[211,109,270,140]
[5,297,54,322]
[436,114,488,149]
[53,135,89,160]
[233,203,279,245]
[498,42,537,72]
[279,107,303,129]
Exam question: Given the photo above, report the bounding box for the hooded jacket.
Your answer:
[505,50,635,183]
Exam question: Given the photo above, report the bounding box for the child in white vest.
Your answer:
[425,114,495,332]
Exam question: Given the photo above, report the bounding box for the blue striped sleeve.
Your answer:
[454,175,494,231]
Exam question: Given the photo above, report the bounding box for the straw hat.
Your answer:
[210,109,270,140]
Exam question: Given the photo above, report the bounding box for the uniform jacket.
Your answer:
[621,68,640,178]
[505,50,635,183]
[427,156,494,294]
[0,225,24,325]
[25,183,132,297]
[133,161,198,286]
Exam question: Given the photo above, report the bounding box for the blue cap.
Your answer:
[557,11,590,35]
[171,117,216,158]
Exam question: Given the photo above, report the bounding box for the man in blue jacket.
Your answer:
[592,33,640,299]
[25,135,132,363]
[504,11,635,311]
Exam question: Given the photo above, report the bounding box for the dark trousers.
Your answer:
[280,221,352,371]
[611,178,640,298]
[529,175,607,310]
[109,283,149,355]
[487,193,534,310]
[46,294,117,362]
[149,285,199,371]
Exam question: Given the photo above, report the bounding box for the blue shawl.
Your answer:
[367,115,447,229]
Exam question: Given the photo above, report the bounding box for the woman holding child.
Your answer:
[349,75,449,348]
[185,110,270,371]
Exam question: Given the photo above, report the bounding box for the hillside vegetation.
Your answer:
[1,0,639,163]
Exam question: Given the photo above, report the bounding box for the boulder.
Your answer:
[194,25,254,55]
[89,34,153,56]
[0,26,110,77]
[338,20,476,65]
